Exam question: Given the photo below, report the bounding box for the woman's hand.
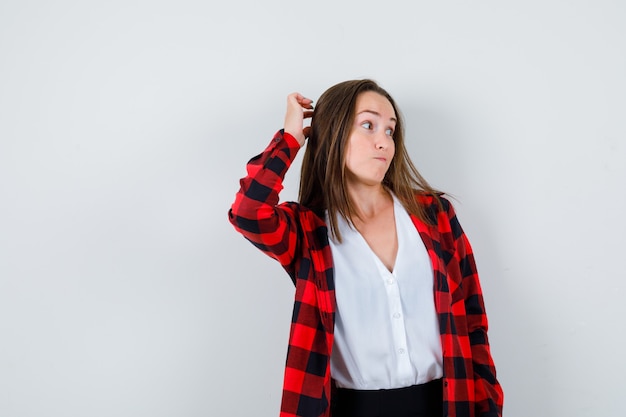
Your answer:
[284,93,314,147]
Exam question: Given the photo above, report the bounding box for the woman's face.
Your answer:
[344,91,396,188]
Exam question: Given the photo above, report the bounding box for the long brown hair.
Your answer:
[298,79,441,242]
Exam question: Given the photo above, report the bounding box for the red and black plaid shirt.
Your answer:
[229,130,503,417]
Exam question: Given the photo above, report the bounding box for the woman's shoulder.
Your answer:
[411,191,459,227]
[280,200,327,224]
[414,191,450,208]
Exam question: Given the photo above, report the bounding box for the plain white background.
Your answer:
[1,1,624,416]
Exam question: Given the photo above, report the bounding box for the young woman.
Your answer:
[229,80,503,417]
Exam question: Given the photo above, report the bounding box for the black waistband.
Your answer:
[332,379,443,417]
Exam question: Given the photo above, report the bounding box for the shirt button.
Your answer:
[387,278,394,285]
[398,348,405,354]
[393,313,401,319]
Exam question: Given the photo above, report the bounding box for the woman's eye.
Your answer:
[385,128,394,136]
[361,121,372,130]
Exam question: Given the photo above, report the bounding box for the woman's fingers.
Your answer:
[298,98,314,110]
[284,92,314,146]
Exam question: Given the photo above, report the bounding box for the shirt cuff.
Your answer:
[282,131,302,148]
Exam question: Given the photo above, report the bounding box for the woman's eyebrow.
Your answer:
[356,109,397,123]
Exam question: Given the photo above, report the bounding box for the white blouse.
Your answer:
[327,195,443,390]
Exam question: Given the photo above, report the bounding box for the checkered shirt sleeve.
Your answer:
[228,130,302,274]
[430,198,504,417]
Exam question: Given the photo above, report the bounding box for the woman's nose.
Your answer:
[375,132,390,149]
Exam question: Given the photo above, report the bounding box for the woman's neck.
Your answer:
[347,183,393,221]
